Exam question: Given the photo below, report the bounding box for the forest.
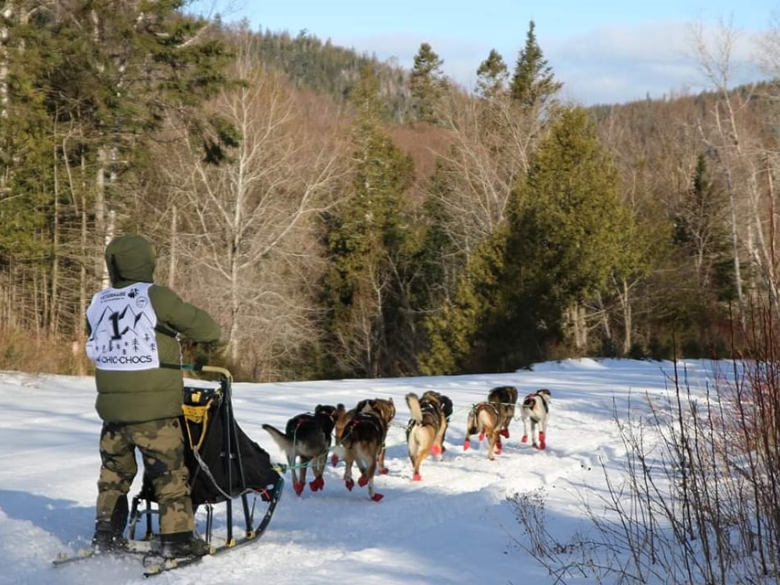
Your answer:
[2,1,779,381]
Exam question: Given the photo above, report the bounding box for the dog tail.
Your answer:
[261,423,295,461]
[406,392,424,424]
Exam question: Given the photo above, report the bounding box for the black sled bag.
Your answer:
[181,386,280,506]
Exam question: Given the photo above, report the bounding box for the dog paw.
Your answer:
[345,479,355,491]
[309,477,324,491]
[358,475,369,488]
[478,432,485,441]
[371,493,384,502]
[539,441,546,450]
[463,439,471,450]
[521,435,528,443]
[293,481,305,496]
[378,467,389,475]
[412,473,422,481]
[500,429,510,438]
[430,444,442,456]
[331,454,339,467]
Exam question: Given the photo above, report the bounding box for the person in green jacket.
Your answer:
[85,234,221,559]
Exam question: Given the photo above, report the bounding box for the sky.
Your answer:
[195,0,780,105]
[0,357,742,585]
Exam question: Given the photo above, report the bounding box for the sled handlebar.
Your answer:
[182,363,234,384]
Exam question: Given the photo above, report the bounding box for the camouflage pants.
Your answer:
[96,417,193,535]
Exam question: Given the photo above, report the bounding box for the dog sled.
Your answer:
[126,365,284,573]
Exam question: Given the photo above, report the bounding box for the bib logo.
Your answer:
[98,355,154,365]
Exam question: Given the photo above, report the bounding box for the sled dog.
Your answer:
[463,401,507,460]
[262,403,343,495]
[421,390,453,449]
[333,397,396,474]
[333,397,396,501]
[487,385,519,439]
[521,389,552,450]
[405,391,451,481]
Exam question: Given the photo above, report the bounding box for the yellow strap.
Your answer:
[182,399,213,451]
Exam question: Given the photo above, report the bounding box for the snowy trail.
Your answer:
[0,359,704,584]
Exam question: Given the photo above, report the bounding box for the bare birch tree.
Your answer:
[691,18,769,324]
[161,37,348,378]
[432,86,546,256]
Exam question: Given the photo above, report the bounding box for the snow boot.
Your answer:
[160,531,212,559]
[91,520,128,554]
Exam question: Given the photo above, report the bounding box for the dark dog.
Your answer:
[262,404,342,495]
[488,385,518,440]
[333,397,396,501]
[463,401,506,460]
[521,389,552,450]
[405,391,451,481]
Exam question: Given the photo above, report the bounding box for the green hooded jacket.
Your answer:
[89,234,221,423]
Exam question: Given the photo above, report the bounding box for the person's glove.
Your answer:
[194,339,226,367]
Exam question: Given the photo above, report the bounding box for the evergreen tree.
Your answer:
[410,42,446,124]
[320,65,416,377]
[476,49,509,99]
[0,1,234,338]
[510,21,562,110]
[499,107,629,363]
[419,232,506,374]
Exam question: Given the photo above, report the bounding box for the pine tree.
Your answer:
[476,49,509,99]
[320,65,415,377]
[0,1,234,338]
[510,21,562,111]
[410,42,446,124]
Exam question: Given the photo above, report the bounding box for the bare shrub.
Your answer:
[511,319,780,583]
[0,328,91,375]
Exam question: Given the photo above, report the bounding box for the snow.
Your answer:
[0,358,719,584]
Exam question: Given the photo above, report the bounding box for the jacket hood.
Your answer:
[105,234,156,286]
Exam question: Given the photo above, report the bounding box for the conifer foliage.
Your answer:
[510,20,562,110]
[501,107,630,361]
[320,66,416,377]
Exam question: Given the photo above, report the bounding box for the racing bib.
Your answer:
[85,283,161,371]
